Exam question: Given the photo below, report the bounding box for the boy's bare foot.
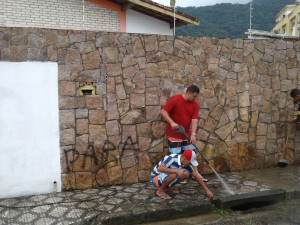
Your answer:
[171,189,180,194]
[179,180,188,184]
[156,190,171,200]
[165,187,180,194]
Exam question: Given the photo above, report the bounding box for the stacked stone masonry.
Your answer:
[1,27,300,190]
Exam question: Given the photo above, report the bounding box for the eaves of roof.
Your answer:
[107,0,200,28]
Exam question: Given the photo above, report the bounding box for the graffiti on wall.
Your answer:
[64,136,141,184]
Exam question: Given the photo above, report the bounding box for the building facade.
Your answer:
[273,1,300,37]
[0,0,199,35]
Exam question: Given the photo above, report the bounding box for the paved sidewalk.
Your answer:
[1,165,300,225]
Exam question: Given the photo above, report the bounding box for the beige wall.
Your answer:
[1,27,300,191]
[273,4,300,37]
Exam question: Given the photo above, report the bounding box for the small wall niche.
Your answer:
[78,83,96,96]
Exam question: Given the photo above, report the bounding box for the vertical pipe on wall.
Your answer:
[170,0,176,36]
[82,0,85,29]
[249,1,253,39]
[173,5,175,36]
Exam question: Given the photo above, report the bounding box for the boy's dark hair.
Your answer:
[290,88,300,98]
[186,85,199,94]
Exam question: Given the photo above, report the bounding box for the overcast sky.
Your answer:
[153,0,250,7]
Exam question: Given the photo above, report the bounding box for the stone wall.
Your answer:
[1,27,300,190]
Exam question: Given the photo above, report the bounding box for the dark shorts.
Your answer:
[168,138,196,154]
[150,173,180,188]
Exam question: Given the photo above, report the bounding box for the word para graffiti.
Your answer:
[64,136,140,185]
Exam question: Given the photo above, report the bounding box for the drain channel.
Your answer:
[229,200,276,211]
[212,189,286,211]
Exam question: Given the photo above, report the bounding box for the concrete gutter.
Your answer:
[212,189,286,209]
[92,201,213,225]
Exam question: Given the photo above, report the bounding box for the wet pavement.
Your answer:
[0,165,300,225]
[142,198,300,225]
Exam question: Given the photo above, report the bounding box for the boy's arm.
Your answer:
[157,163,184,177]
[192,170,214,199]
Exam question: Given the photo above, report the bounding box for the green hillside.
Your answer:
[176,0,296,38]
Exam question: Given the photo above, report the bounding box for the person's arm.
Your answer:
[190,118,198,143]
[289,118,300,123]
[288,102,300,123]
[157,162,184,177]
[192,170,213,199]
[161,109,179,130]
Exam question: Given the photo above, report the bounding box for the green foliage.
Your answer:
[213,206,232,215]
[176,0,296,38]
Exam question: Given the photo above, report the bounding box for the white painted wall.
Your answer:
[126,9,173,35]
[0,62,61,198]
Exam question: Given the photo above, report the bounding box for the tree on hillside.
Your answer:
[176,0,295,38]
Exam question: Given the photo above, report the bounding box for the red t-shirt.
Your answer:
[162,94,199,139]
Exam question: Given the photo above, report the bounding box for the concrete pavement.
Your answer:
[1,165,300,225]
